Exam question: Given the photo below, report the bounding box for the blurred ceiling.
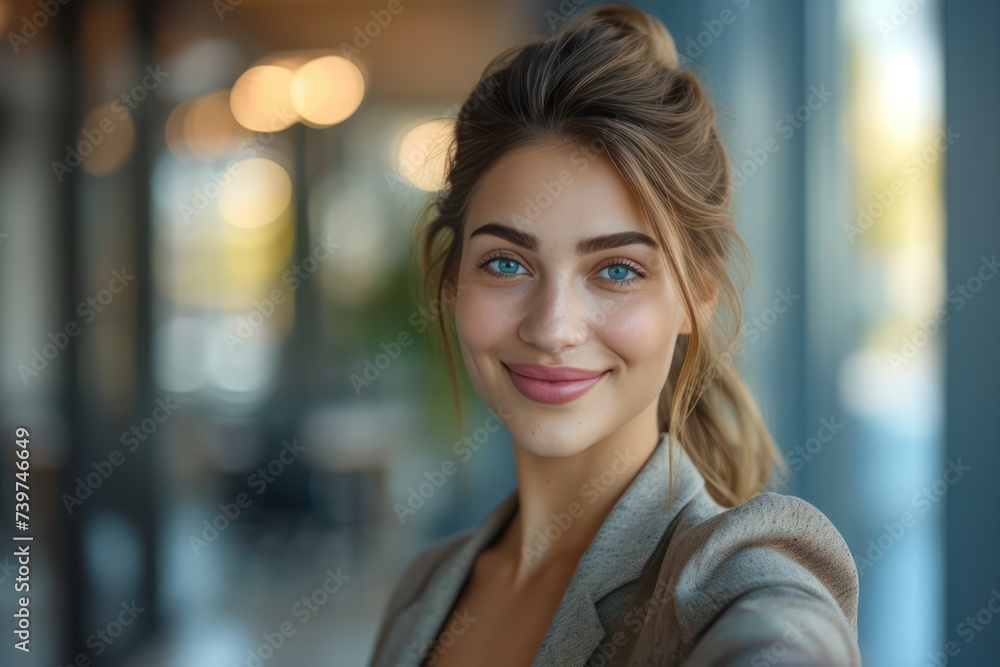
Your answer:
[1,0,540,100]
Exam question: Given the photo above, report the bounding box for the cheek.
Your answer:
[598,297,680,369]
[454,285,517,355]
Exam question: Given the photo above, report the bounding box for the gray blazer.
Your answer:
[368,433,860,666]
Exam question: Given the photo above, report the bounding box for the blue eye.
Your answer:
[598,264,639,283]
[491,258,527,275]
[478,254,530,279]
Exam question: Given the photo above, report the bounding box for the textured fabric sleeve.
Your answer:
[669,492,860,667]
[679,586,860,666]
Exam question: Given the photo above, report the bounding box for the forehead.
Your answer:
[464,139,648,241]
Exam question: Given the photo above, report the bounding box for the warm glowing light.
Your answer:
[291,56,365,127]
[397,119,454,191]
[189,90,244,158]
[217,158,293,228]
[182,95,206,159]
[168,93,251,161]
[229,65,298,132]
[79,103,135,176]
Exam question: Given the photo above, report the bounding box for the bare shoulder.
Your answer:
[657,490,861,665]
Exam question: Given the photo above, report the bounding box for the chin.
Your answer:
[505,416,603,459]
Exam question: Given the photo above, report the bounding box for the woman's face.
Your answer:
[452,139,691,458]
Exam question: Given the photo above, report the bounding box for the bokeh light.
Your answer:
[188,90,245,159]
[217,157,293,228]
[396,119,454,191]
[165,99,195,161]
[229,65,299,133]
[291,55,365,127]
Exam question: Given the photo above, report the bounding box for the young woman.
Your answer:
[369,4,860,666]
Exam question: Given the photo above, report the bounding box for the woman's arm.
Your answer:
[680,585,861,666]
[664,492,860,666]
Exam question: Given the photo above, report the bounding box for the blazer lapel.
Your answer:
[375,489,520,667]
[376,432,706,667]
[530,433,705,667]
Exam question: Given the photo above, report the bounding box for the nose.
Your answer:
[517,273,590,354]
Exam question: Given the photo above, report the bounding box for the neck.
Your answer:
[498,403,663,584]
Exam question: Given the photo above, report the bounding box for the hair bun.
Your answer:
[574,2,681,70]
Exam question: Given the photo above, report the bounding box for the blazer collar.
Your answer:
[381,431,706,667]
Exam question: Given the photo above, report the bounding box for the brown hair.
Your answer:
[410,2,786,508]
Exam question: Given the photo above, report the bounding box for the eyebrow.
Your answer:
[468,222,658,255]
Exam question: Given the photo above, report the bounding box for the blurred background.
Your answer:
[0,0,998,665]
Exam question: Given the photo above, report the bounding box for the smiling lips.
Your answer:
[503,363,610,404]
